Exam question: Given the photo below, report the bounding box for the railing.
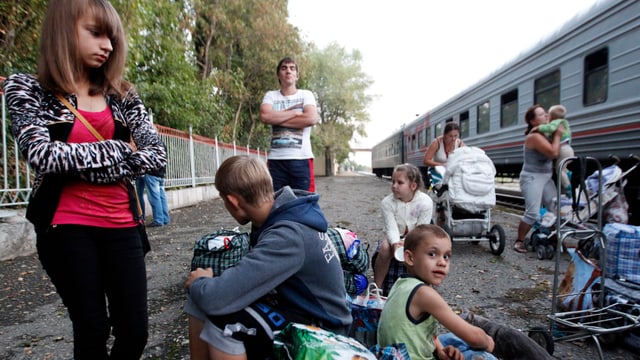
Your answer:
[156,124,267,190]
[0,78,268,208]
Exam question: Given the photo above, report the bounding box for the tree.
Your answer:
[191,0,303,147]
[112,0,228,133]
[308,43,374,176]
[0,0,46,75]
[0,0,377,174]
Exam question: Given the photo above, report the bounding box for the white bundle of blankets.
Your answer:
[443,146,496,213]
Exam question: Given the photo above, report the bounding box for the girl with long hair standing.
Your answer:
[2,0,166,358]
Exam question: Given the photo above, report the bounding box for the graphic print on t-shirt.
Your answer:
[272,126,303,149]
[271,100,304,149]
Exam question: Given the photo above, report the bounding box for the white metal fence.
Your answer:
[0,82,268,208]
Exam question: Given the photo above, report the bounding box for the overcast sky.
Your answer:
[288,0,602,153]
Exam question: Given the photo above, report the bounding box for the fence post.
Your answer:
[189,126,196,188]
[215,136,220,171]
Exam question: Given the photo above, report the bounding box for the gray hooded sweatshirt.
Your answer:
[187,186,352,329]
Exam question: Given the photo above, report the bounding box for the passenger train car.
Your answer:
[372,0,640,223]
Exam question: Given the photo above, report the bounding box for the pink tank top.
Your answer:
[51,107,136,228]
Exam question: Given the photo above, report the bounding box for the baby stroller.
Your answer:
[527,155,637,260]
[528,209,559,260]
[432,146,506,255]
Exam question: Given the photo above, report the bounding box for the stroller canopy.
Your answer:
[443,146,496,213]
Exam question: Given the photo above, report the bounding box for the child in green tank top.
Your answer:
[377,225,495,359]
[377,225,554,359]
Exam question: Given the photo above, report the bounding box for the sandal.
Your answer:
[513,240,528,253]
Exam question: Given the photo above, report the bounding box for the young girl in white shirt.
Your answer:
[373,163,434,294]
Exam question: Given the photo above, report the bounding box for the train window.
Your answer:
[436,122,443,137]
[500,90,518,127]
[477,101,490,134]
[584,47,608,106]
[459,111,469,138]
[426,127,431,144]
[445,118,453,123]
[534,70,560,109]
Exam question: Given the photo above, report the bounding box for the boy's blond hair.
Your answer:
[548,105,567,121]
[404,224,450,252]
[215,155,273,206]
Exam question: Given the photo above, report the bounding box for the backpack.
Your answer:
[326,227,370,295]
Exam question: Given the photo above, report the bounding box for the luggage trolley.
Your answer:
[541,156,640,359]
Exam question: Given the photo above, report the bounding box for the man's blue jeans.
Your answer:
[144,175,170,225]
[135,176,146,218]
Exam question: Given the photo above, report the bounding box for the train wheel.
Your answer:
[488,225,505,255]
[528,327,554,355]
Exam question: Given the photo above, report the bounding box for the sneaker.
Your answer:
[147,222,163,228]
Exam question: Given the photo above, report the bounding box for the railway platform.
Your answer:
[0,173,636,359]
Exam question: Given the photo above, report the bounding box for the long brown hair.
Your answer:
[37,0,130,97]
[524,104,544,135]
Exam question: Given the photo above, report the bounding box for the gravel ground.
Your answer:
[0,173,638,359]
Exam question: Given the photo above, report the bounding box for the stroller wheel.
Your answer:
[488,224,506,255]
[545,245,555,260]
[528,327,554,355]
[536,245,546,260]
[525,237,535,252]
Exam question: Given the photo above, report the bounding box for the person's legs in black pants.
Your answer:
[102,226,148,359]
[36,225,148,360]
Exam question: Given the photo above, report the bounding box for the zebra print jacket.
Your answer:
[2,73,167,232]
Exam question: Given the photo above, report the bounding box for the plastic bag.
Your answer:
[604,182,629,224]
[273,323,375,360]
[557,248,601,311]
[350,283,387,348]
[326,227,370,295]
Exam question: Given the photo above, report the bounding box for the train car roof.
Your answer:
[476,0,609,88]
[413,0,616,123]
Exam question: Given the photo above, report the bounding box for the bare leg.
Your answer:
[209,346,247,360]
[517,220,532,242]
[189,316,248,360]
[514,220,532,253]
[189,316,210,360]
[373,240,392,288]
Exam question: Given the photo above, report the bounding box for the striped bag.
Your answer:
[190,229,250,274]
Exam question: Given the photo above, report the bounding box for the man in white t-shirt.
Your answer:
[260,57,319,192]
